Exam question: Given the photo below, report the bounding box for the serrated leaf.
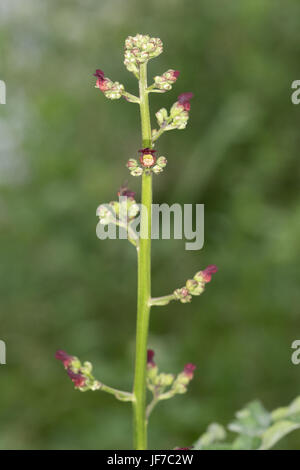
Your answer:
[228,400,271,437]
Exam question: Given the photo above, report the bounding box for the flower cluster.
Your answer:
[174,265,218,303]
[146,350,196,408]
[127,150,167,176]
[153,69,180,92]
[55,350,101,391]
[152,93,194,141]
[96,187,139,226]
[124,34,163,76]
[94,69,124,100]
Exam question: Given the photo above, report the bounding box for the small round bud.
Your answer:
[155,108,168,126]
[174,287,192,303]
[128,202,139,218]
[152,165,163,174]
[157,156,167,168]
[126,158,138,169]
[186,279,198,292]
[130,167,143,176]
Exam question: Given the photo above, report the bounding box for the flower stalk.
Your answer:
[132,61,153,450]
[56,34,218,451]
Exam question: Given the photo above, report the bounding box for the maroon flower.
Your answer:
[139,148,157,168]
[202,265,218,283]
[147,349,156,368]
[93,69,110,92]
[67,369,86,388]
[177,92,194,111]
[171,70,180,80]
[117,184,136,199]
[183,363,196,379]
[55,350,74,369]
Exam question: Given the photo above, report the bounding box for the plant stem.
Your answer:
[98,383,134,402]
[132,62,152,450]
[149,294,176,306]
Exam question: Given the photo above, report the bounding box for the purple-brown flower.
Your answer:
[201,265,218,283]
[55,350,74,369]
[67,369,86,388]
[177,92,194,111]
[139,148,157,168]
[170,70,180,81]
[117,184,136,199]
[147,349,156,368]
[183,363,196,380]
[93,69,111,92]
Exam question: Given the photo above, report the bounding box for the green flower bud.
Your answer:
[174,287,192,303]
[172,382,187,394]
[126,158,138,169]
[157,156,167,168]
[96,204,116,225]
[103,81,124,100]
[147,364,158,382]
[124,35,163,75]
[186,279,198,291]
[155,108,168,126]
[152,164,163,174]
[130,167,143,176]
[128,202,140,218]
[186,279,205,296]
[155,373,175,387]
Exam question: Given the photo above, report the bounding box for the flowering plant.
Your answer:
[56,34,300,450]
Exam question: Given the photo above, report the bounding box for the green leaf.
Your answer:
[228,400,271,437]
[194,423,226,449]
[259,420,300,450]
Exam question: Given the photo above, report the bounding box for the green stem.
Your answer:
[132,62,152,450]
[98,383,134,402]
[149,294,176,306]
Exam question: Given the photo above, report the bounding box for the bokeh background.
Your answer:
[0,0,300,449]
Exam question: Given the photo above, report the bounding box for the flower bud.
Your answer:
[186,279,205,296]
[126,158,138,169]
[96,204,116,225]
[173,287,192,303]
[124,35,163,75]
[94,69,124,100]
[194,265,218,283]
[131,167,143,176]
[186,279,198,291]
[155,373,175,387]
[177,92,194,111]
[155,108,168,126]
[55,350,76,369]
[183,363,196,380]
[156,156,167,168]
[147,349,156,368]
[127,201,140,218]
[154,69,180,92]
[152,165,163,174]
[67,369,86,389]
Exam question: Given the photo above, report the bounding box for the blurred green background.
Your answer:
[0,0,300,450]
